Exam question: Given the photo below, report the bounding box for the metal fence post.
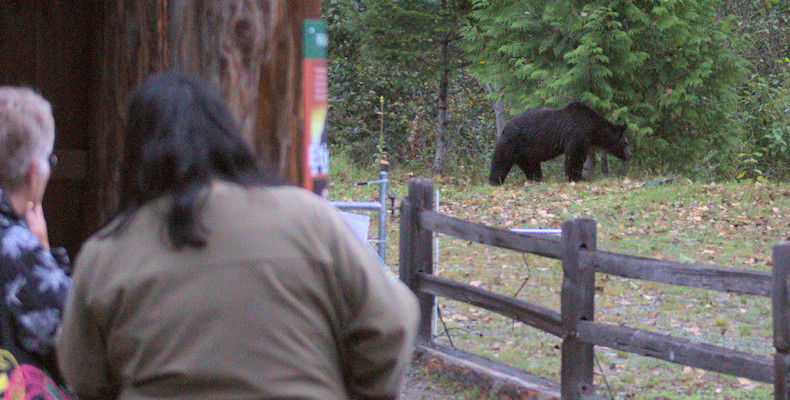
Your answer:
[774,241,790,400]
[377,170,388,261]
[561,218,597,399]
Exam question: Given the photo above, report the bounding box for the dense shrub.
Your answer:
[463,0,747,179]
[724,0,790,180]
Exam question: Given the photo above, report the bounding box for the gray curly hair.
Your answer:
[0,87,55,190]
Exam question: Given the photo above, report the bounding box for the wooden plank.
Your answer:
[400,179,435,343]
[776,352,790,400]
[399,196,416,290]
[560,219,597,400]
[577,320,774,383]
[93,0,311,221]
[419,210,562,259]
[416,273,564,338]
[774,242,790,350]
[171,0,281,155]
[773,242,790,399]
[589,250,772,297]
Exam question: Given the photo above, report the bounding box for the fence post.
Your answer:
[561,218,597,400]
[377,169,389,260]
[399,179,435,344]
[774,241,790,400]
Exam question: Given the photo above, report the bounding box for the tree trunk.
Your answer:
[432,3,450,176]
[485,82,507,139]
[93,0,317,223]
[255,1,321,180]
[432,63,449,175]
[169,1,280,151]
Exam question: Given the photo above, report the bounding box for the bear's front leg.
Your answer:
[489,156,515,185]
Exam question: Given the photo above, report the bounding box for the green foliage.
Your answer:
[733,63,790,180]
[325,0,788,182]
[323,0,494,174]
[323,0,421,166]
[722,0,790,77]
[724,0,790,180]
[734,151,769,182]
[358,0,477,174]
[359,0,470,75]
[462,0,747,177]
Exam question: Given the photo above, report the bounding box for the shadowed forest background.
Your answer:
[321,0,789,182]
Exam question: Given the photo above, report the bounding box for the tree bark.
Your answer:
[93,0,316,223]
[169,1,279,150]
[431,3,450,175]
[432,61,449,175]
[485,82,507,139]
[256,1,321,181]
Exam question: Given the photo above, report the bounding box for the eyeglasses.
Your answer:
[48,153,58,170]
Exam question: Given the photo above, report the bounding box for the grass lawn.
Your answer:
[328,155,789,400]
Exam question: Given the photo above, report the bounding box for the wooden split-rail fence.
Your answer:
[398,178,790,400]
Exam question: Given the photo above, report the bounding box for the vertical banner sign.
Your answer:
[302,20,329,196]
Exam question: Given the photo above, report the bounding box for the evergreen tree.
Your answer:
[358,0,473,174]
[463,0,747,175]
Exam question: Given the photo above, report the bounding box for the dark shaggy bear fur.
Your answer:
[489,102,632,184]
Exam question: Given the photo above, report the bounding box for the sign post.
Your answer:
[302,19,329,196]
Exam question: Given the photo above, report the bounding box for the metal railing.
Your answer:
[331,170,389,262]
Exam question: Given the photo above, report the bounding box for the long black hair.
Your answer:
[110,72,279,249]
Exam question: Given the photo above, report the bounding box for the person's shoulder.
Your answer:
[252,183,326,206]
[78,217,123,254]
[210,180,330,216]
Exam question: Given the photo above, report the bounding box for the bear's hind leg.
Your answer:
[518,161,543,181]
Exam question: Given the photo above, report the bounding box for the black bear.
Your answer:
[489,102,632,184]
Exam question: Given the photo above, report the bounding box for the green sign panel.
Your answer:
[303,20,327,60]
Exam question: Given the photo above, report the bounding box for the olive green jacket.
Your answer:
[56,181,419,400]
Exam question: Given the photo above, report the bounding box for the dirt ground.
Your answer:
[399,365,459,400]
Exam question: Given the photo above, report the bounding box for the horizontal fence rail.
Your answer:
[398,178,790,400]
[576,320,774,383]
[587,250,773,297]
[416,272,564,338]
[419,210,563,259]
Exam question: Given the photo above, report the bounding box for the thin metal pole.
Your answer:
[377,170,388,261]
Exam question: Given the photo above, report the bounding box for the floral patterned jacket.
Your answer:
[0,189,71,358]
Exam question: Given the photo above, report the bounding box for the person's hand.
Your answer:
[24,201,50,250]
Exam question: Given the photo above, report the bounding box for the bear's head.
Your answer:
[603,124,632,161]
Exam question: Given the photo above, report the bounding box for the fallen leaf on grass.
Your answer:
[684,326,702,336]
[737,377,757,390]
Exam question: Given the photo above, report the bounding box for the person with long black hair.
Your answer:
[56,72,418,400]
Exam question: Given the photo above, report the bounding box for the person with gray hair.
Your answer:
[0,86,71,387]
